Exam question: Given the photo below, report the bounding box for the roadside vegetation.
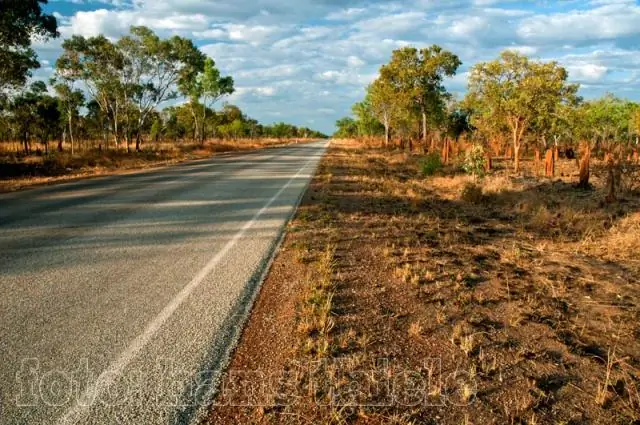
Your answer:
[0,1,326,190]
[209,139,640,425]
[209,45,640,424]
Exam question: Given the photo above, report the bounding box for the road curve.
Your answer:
[0,141,327,425]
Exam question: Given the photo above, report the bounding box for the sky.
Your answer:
[33,0,640,134]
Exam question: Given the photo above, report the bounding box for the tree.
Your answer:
[8,81,57,153]
[181,58,233,144]
[51,80,84,154]
[467,51,578,172]
[577,95,636,155]
[58,35,125,149]
[57,27,206,151]
[334,117,358,138]
[0,0,58,92]
[118,26,205,150]
[369,79,398,147]
[379,46,461,146]
[352,95,383,138]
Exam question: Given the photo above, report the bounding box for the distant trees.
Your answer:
[339,46,639,194]
[0,24,325,155]
[158,103,325,143]
[57,26,206,151]
[466,51,578,171]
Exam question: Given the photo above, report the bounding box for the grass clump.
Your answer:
[421,152,443,176]
[461,182,484,203]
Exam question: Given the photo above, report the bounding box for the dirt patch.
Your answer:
[206,140,640,425]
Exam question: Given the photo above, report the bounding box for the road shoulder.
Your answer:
[206,139,640,424]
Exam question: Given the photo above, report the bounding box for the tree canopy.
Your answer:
[465,51,579,171]
[0,0,58,92]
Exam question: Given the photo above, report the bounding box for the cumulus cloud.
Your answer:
[33,0,640,133]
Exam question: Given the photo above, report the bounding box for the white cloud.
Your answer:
[31,0,640,134]
[567,64,609,82]
[518,2,640,45]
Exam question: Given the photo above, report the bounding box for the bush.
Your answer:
[463,144,486,179]
[461,183,483,203]
[421,152,443,176]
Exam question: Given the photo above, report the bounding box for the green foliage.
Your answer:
[334,117,358,138]
[466,51,578,170]
[344,45,461,143]
[421,152,443,176]
[181,57,233,143]
[149,119,161,143]
[57,26,205,149]
[352,96,384,137]
[0,0,58,90]
[574,94,638,150]
[378,45,461,140]
[462,144,486,179]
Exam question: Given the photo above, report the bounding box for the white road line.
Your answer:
[57,148,321,425]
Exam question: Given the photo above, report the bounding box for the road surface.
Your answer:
[0,141,327,424]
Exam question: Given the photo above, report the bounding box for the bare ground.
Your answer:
[207,139,640,425]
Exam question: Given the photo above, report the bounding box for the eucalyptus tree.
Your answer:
[57,26,205,150]
[334,117,358,138]
[51,79,84,154]
[9,81,59,153]
[181,58,234,143]
[0,0,58,92]
[57,35,125,149]
[352,94,383,138]
[378,45,461,145]
[118,26,205,150]
[466,51,578,171]
[368,79,397,146]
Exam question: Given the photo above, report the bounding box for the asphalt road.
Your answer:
[0,141,327,425]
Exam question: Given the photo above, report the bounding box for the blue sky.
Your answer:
[34,0,640,134]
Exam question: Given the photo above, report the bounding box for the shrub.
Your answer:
[463,144,486,180]
[461,183,483,203]
[421,152,443,176]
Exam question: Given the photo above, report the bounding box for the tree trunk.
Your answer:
[485,151,492,172]
[514,144,521,172]
[200,110,207,145]
[553,146,559,163]
[633,150,639,164]
[534,149,541,175]
[605,152,616,203]
[135,132,142,152]
[442,138,451,164]
[59,128,65,152]
[68,114,74,156]
[578,147,590,189]
[422,111,427,146]
[544,149,555,177]
[23,134,29,155]
[384,121,389,148]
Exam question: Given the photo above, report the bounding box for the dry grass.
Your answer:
[0,138,313,192]
[208,139,640,425]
